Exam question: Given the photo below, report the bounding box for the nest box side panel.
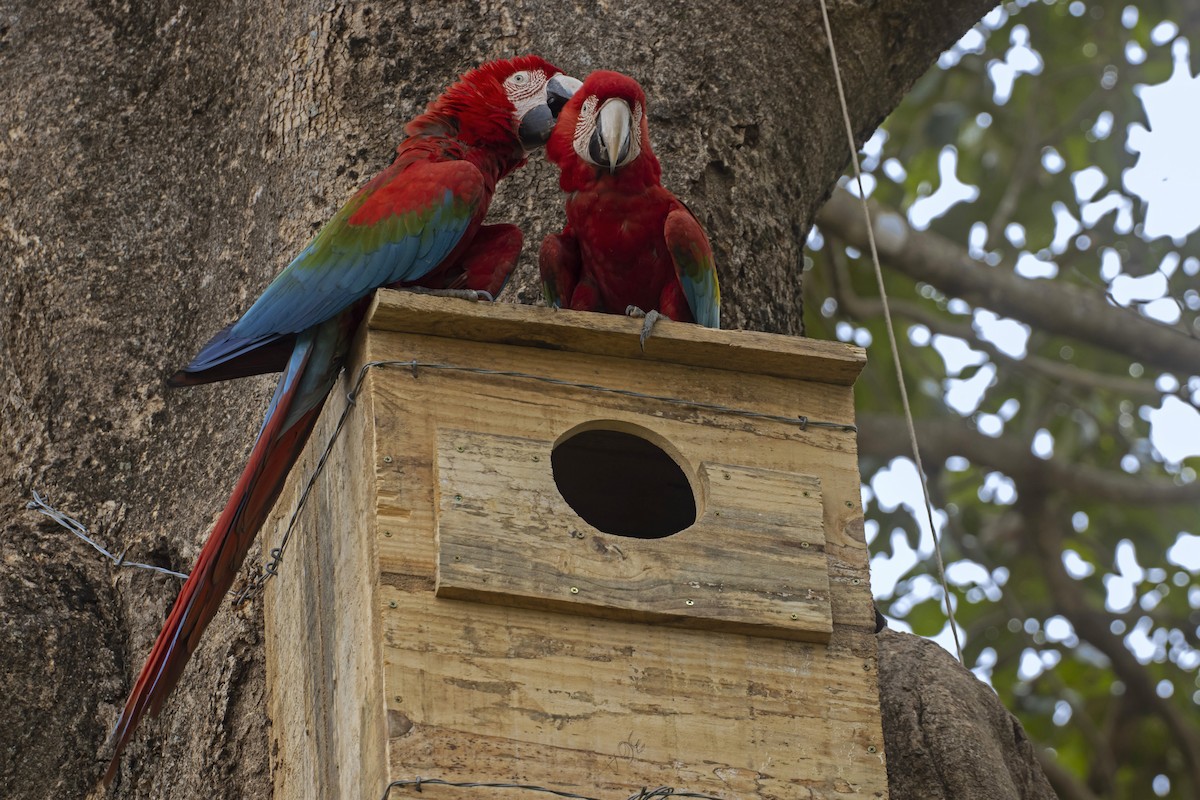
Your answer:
[264,368,388,800]
[435,429,832,640]
[365,324,886,800]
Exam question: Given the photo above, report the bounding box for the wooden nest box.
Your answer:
[264,290,884,799]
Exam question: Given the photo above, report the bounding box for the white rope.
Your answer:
[816,0,964,662]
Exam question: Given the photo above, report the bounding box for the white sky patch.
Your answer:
[1124,617,1159,663]
[946,364,996,415]
[1124,39,1200,240]
[1015,251,1058,279]
[976,412,1004,437]
[1167,533,1200,571]
[1100,247,1122,281]
[1072,166,1107,202]
[1091,110,1114,140]
[940,25,988,69]
[1050,201,1082,253]
[1151,21,1179,45]
[883,157,907,183]
[908,147,980,230]
[1104,573,1136,613]
[1041,146,1065,174]
[1081,191,1135,233]
[1005,222,1026,247]
[1141,297,1181,324]
[869,459,947,587]
[908,324,932,346]
[1126,40,1147,65]
[1032,428,1054,459]
[1063,549,1096,578]
[1044,615,1077,645]
[846,172,877,199]
[860,128,888,171]
[974,309,1030,357]
[968,221,989,258]
[979,471,1017,505]
[987,25,1044,104]
[1110,270,1167,304]
[870,529,920,598]
[1147,397,1200,462]
[972,646,997,684]
[932,334,987,376]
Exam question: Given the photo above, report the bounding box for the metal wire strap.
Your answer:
[238,356,858,602]
[816,0,964,661]
[24,490,189,580]
[381,777,726,800]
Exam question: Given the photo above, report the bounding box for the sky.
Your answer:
[844,13,1200,668]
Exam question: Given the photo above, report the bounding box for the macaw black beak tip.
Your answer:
[518,74,581,149]
[518,105,556,149]
[547,74,582,116]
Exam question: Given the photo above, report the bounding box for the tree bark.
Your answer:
[1,1,1005,797]
[878,630,1058,800]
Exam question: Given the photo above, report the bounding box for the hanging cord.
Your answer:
[816,0,964,662]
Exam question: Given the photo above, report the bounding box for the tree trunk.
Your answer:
[0,2,1018,798]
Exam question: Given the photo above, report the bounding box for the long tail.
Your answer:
[104,323,343,784]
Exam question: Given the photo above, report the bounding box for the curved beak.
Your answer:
[547,74,582,117]
[518,73,581,150]
[591,98,632,174]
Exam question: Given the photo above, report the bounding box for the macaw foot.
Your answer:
[408,287,496,303]
[624,305,664,351]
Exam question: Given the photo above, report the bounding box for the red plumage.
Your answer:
[540,70,720,331]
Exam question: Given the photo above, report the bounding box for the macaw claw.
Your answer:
[624,305,664,351]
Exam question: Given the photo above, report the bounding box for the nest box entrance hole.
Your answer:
[551,422,699,539]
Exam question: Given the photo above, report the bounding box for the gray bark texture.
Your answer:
[0,1,1035,798]
[878,630,1059,800]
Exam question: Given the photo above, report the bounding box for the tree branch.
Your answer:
[817,187,1200,377]
[858,413,1200,505]
[824,243,1167,402]
[1023,497,1200,792]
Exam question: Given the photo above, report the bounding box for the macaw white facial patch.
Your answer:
[505,69,549,119]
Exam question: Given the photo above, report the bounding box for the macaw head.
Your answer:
[412,55,581,155]
[546,70,662,186]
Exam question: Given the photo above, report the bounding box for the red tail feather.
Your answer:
[103,379,326,785]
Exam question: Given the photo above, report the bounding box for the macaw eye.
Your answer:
[509,71,530,86]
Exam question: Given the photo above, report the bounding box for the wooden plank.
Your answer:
[366,289,867,386]
[380,588,887,800]
[435,430,831,641]
[264,369,388,800]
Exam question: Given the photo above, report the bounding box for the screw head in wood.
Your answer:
[570,586,579,594]
[383,455,393,463]
[685,599,695,606]
[388,600,398,608]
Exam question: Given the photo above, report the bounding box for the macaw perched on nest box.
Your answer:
[104,55,579,783]
[539,70,720,345]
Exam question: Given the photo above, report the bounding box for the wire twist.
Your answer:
[381,777,724,800]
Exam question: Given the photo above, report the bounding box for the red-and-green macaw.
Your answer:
[539,70,720,345]
[104,55,579,783]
